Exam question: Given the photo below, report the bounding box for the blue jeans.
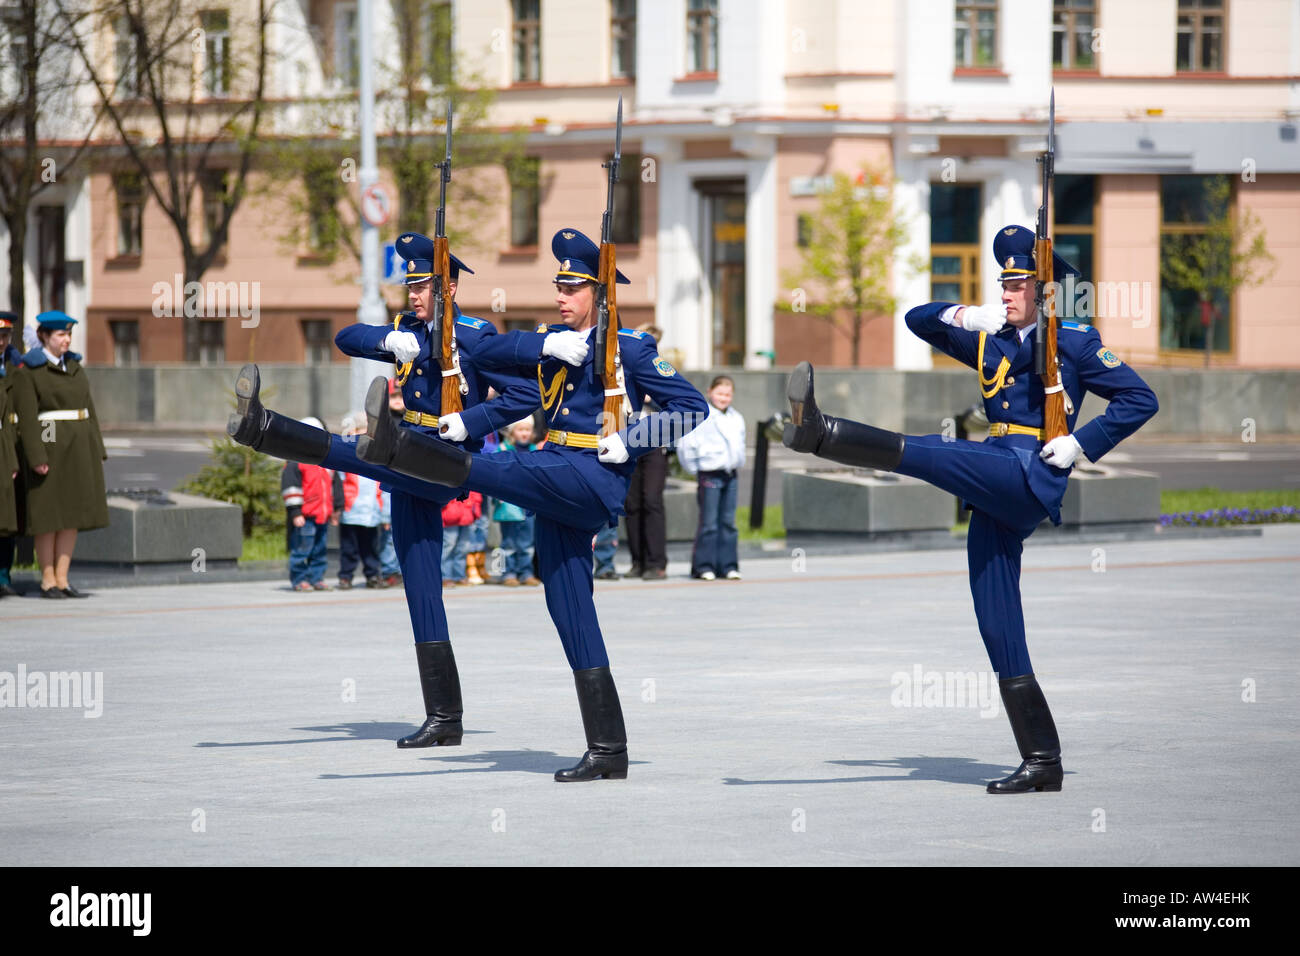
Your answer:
[289,519,329,586]
[441,525,474,581]
[692,471,738,576]
[498,516,536,580]
[593,523,618,575]
[377,525,400,576]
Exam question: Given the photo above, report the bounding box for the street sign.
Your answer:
[382,242,403,284]
[361,183,392,227]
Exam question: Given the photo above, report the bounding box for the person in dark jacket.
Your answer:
[11,311,108,598]
[0,311,23,597]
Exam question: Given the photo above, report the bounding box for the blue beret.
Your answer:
[993,224,1081,283]
[35,310,78,331]
[396,232,473,285]
[552,228,629,285]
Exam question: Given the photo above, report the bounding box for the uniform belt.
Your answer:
[546,428,601,449]
[988,422,1044,440]
[403,410,441,428]
[37,408,89,421]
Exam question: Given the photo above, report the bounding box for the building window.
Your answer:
[796,213,813,249]
[302,319,332,365]
[1053,174,1096,318]
[1176,0,1224,72]
[200,9,230,96]
[114,14,142,99]
[508,156,540,248]
[513,0,540,83]
[686,0,718,74]
[335,1,359,88]
[929,183,982,320]
[954,0,998,68]
[611,0,636,79]
[1053,0,1096,70]
[115,172,145,257]
[2,7,29,98]
[610,153,641,245]
[1160,175,1231,353]
[110,320,140,366]
[304,161,343,255]
[425,1,453,86]
[198,319,226,365]
[201,168,229,247]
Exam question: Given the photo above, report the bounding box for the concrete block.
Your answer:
[782,468,954,533]
[77,491,243,564]
[1058,464,1161,526]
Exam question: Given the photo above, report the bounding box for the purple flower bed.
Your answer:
[1160,506,1300,527]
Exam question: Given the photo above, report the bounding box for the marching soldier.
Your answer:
[783,224,1159,793]
[354,228,710,781]
[11,311,110,598]
[228,234,537,747]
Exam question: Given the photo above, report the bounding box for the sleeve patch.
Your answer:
[1096,347,1122,368]
[652,357,677,377]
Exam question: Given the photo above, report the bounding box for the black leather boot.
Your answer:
[356,376,472,486]
[397,641,464,748]
[554,667,628,782]
[987,674,1063,793]
[782,361,904,470]
[226,364,330,464]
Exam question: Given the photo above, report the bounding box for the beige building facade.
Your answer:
[2,0,1298,371]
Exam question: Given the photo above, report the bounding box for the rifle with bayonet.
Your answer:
[594,96,625,438]
[431,100,465,414]
[1035,88,1068,443]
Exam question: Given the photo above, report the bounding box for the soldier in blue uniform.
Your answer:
[783,224,1159,793]
[228,233,538,749]
[354,228,710,781]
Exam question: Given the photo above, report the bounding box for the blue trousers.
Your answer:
[895,434,1049,679]
[498,517,536,579]
[593,524,618,575]
[455,448,626,671]
[691,470,739,576]
[441,524,475,581]
[323,434,456,644]
[289,519,328,586]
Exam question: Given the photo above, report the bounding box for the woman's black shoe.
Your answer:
[61,586,89,598]
[41,587,67,600]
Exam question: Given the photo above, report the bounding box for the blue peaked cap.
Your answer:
[552,228,629,285]
[396,231,473,285]
[993,224,1081,283]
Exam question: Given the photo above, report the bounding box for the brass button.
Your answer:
[566,384,574,391]
[1006,376,1014,385]
[416,369,423,376]
[561,408,570,416]
[1002,401,1009,409]
[414,390,422,398]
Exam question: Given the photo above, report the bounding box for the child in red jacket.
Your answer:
[283,417,343,591]
[440,491,482,588]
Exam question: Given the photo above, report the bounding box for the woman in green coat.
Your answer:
[12,311,109,598]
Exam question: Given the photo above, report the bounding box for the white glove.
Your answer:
[438,412,468,442]
[959,304,1008,334]
[597,432,629,464]
[384,330,421,364]
[542,330,589,366]
[1039,434,1084,469]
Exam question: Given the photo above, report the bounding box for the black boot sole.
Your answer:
[357,376,396,465]
[227,364,264,446]
[554,752,629,781]
[783,360,823,453]
[396,723,464,748]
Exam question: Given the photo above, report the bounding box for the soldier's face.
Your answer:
[1001,279,1037,328]
[554,282,595,330]
[42,330,71,357]
[408,278,456,321]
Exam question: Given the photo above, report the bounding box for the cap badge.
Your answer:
[562,231,576,240]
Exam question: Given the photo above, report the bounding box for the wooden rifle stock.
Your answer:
[1036,237,1067,442]
[433,235,462,414]
[597,242,622,437]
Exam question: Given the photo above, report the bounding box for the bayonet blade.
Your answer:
[1048,87,1055,156]
[613,96,623,174]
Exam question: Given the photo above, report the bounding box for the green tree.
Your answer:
[258,0,525,274]
[178,437,283,538]
[1160,175,1275,367]
[782,165,920,367]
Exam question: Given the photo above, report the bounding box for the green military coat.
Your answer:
[0,361,18,535]
[12,348,109,535]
